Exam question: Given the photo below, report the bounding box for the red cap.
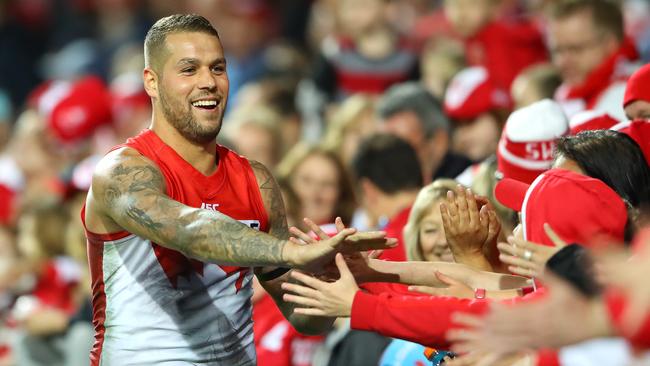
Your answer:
[613,120,650,165]
[444,66,510,120]
[34,76,112,144]
[496,99,568,184]
[569,110,619,135]
[495,169,627,247]
[624,63,650,107]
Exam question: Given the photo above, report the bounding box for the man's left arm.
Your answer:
[249,160,335,335]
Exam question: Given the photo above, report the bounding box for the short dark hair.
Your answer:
[556,130,650,240]
[549,0,624,41]
[144,14,220,72]
[376,82,449,138]
[353,134,423,194]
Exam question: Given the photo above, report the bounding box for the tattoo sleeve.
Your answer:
[249,160,335,335]
[92,149,289,267]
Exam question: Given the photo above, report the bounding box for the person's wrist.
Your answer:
[281,239,300,267]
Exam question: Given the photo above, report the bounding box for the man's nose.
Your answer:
[198,68,217,91]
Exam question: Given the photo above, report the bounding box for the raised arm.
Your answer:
[363,260,529,291]
[87,148,293,267]
[248,160,335,334]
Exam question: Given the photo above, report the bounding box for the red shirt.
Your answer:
[465,20,547,90]
[378,206,411,262]
[349,288,560,365]
[253,294,323,366]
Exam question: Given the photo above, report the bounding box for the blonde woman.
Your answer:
[403,179,458,263]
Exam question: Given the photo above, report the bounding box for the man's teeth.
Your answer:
[192,100,217,107]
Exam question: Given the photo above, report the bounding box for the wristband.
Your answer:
[474,288,486,299]
[256,267,291,282]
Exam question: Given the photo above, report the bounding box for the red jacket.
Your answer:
[349,288,561,365]
[465,20,548,90]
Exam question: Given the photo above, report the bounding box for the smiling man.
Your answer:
[82,14,393,366]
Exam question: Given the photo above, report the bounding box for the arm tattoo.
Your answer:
[95,152,287,266]
[249,160,290,241]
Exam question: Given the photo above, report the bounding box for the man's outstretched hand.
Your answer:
[284,217,397,273]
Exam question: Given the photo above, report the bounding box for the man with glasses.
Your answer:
[549,0,639,122]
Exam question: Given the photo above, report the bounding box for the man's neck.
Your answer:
[150,116,218,176]
[375,190,419,222]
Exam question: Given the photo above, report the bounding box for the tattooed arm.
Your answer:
[249,160,335,335]
[87,148,343,269]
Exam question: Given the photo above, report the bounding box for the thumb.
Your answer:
[335,253,353,279]
[435,271,459,286]
[335,216,346,232]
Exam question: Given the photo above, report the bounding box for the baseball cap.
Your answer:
[569,110,619,135]
[624,63,650,107]
[444,66,510,120]
[495,169,627,247]
[496,99,568,184]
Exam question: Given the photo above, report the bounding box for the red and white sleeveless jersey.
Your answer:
[83,129,269,365]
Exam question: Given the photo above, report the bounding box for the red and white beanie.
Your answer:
[444,66,510,121]
[569,110,619,135]
[497,99,568,184]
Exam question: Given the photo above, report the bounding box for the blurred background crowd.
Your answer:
[0,0,649,365]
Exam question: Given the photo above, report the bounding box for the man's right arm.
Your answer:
[88,148,291,267]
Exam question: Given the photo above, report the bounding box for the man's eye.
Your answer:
[212,66,225,73]
[181,68,195,74]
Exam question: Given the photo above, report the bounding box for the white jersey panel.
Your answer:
[99,234,256,366]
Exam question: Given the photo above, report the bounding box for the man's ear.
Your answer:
[143,68,158,99]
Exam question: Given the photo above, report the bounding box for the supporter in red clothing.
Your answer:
[444,66,510,162]
[351,134,424,261]
[252,282,323,366]
[444,0,547,91]
[281,130,649,364]
[496,99,568,185]
[549,0,639,121]
[622,62,650,120]
[307,0,418,101]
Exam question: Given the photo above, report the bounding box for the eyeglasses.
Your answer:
[549,36,604,57]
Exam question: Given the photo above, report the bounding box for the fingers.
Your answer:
[292,307,329,316]
[465,188,480,227]
[290,226,317,244]
[304,218,329,240]
[282,293,324,308]
[367,249,383,259]
[341,231,398,252]
[335,216,346,232]
[446,190,459,219]
[486,211,500,240]
[435,270,460,286]
[408,285,441,296]
[452,312,487,329]
[282,281,322,299]
[290,270,328,290]
[334,253,353,279]
[543,223,567,248]
[455,186,470,225]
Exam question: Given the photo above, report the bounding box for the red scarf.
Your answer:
[562,38,639,103]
